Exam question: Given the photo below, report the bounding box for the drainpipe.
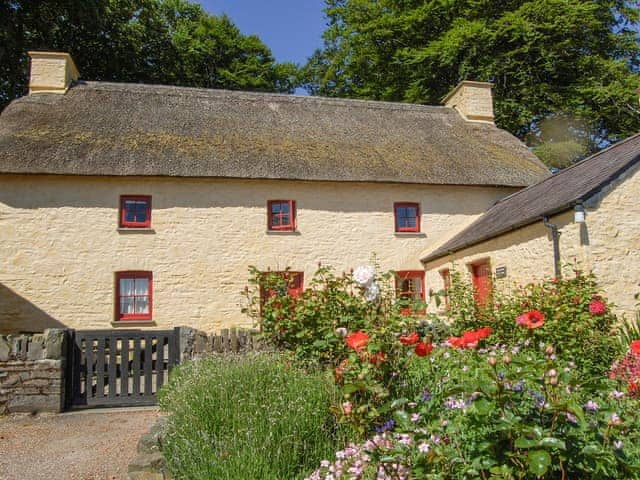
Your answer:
[543,217,561,279]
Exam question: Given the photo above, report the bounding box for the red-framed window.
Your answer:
[116,271,153,321]
[260,271,304,303]
[268,200,296,231]
[394,202,420,232]
[470,260,492,306]
[396,270,425,300]
[120,195,151,228]
[440,268,451,309]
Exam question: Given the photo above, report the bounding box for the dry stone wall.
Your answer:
[0,329,66,414]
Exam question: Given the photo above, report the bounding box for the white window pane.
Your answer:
[120,279,134,296]
[120,297,134,314]
[135,297,149,314]
[135,278,149,295]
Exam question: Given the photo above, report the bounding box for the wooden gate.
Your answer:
[66,329,180,408]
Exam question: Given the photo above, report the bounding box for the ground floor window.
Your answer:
[396,270,425,314]
[116,271,152,321]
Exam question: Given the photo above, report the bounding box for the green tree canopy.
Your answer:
[303,0,640,167]
[0,0,297,111]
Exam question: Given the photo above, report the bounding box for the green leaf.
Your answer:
[527,450,551,477]
[540,437,566,450]
[514,437,538,449]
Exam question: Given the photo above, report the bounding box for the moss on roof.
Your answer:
[0,81,549,186]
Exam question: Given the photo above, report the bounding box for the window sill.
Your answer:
[111,320,157,327]
[394,232,426,238]
[266,230,301,235]
[117,228,156,234]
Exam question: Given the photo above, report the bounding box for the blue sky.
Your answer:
[201,0,328,66]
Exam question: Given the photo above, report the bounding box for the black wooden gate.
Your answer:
[66,329,180,408]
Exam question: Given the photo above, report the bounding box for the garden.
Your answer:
[159,264,640,479]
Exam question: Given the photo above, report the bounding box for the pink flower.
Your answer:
[342,401,352,415]
[589,300,607,315]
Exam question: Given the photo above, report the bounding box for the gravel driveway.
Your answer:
[0,407,159,480]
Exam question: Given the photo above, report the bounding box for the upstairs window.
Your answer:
[120,195,151,228]
[268,200,296,231]
[394,202,420,232]
[116,271,152,321]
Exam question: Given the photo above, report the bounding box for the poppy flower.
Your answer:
[447,336,465,348]
[415,342,433,356]
[589,300,607,315]
[400,332,420,345]
[517,310,545,329]
[476,327,493,339]
[630,340,640,355]
[346,331,369,353]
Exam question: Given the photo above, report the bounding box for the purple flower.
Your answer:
[421,390,432,402]
[417,442,430,453]
[566,412,579,425]
[585,400,599,412]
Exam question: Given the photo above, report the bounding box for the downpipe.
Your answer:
[543,216,561,279]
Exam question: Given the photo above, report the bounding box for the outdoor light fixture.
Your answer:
[574,204,586,223]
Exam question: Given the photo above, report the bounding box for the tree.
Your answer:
[303,0,640,166]
[0,0,296,111]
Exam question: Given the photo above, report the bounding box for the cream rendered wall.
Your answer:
[424,164,640,319]
[0,175,515,333]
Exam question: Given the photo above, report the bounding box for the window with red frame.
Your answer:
[268,200,296,231]
[440,268,451,309]
[394,203,420,232]
[120,195,151,228]
[116,271,152,321]
[396,270,425,314]
[261,271,304,298]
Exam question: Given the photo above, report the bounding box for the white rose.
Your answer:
[365,282,380,302]
[353,265,375,286]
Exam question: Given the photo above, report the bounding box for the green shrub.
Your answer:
[448,268,622,376]
[310,346,640,479]
[158,353,346,480]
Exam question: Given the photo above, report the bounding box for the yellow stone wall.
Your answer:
[0,174,515,333]
[424,164,640,319]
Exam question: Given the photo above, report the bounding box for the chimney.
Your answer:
[28,51,79,95]
[443,81,494,124]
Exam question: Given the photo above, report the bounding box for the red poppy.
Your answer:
[400,332,420,345]
[447,336,465,348]
[517,310,545,329]
[346,331,369,353]
[415,342,433,356]
[630,340,640,355]
[589,300,607,315]
[476,327,493,339]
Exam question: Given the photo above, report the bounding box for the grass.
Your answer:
[158,353,346,480]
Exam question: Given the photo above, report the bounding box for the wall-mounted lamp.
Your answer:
[574,204,586,223]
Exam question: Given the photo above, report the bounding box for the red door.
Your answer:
[471,261,492,306]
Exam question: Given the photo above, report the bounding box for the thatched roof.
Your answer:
[422,133,640,262]
[0,81,548,186]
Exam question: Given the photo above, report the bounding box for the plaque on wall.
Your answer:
[495,266,507,278]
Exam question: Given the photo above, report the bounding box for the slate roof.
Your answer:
[422,133,640,262]
[0,81,548,186]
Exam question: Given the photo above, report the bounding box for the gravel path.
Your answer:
[0,407,159,480]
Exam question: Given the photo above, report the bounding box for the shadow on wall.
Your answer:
[0,283,66,334]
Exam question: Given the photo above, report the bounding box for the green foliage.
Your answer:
[447,268,622,376]
[0,0,297,110]
[304,0,640,166]
[158,353,345,480]
[312,347,640,479]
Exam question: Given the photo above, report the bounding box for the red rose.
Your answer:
[400,332,420,345]
[589,300,607,315]
[346,331,369,353]
[630,340,640,355]
[368,351,386,365]
[415,342,433,356]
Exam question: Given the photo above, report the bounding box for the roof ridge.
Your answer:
[488,132,640,209]
[77,81,455,115]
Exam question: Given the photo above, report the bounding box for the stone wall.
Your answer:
[0,329,66,414]
[424,163,640,319]
[0,174,516,333]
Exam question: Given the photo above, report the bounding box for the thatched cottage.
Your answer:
[422,133,640,318]
[0,52,549,333]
